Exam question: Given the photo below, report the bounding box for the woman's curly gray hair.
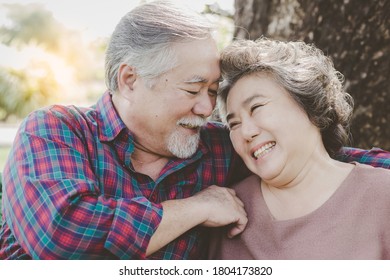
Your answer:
[218,37,354,157]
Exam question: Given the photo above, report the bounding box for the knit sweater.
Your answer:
[209,163,390,259]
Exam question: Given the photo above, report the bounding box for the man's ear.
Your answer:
[117,64,137,93]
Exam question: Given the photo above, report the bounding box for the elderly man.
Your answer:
[0,1,388,259]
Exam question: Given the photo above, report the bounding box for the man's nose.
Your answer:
[192,90,216,118]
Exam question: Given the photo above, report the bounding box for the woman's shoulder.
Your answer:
[350,163,390,196]
[232,174,260,187]
[231,174,261,198]
[353,162,390,180]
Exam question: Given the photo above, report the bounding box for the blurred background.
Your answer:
[0,0,389,171]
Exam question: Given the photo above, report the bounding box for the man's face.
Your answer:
[126,37,221,158]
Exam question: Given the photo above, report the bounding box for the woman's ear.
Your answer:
[117,64,137,94]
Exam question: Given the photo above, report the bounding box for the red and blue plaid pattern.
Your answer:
[336,147,390,169]
[1,92,389,259]
[0,92,248,259]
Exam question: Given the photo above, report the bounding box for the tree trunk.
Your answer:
[233,0,390,150]
[233,0,272,39]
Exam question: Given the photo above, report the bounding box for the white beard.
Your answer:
[167,129,201,158]
[167,117,205,158]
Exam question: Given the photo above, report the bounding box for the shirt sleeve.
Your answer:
[336,147,390,169]
[2,108,163,259]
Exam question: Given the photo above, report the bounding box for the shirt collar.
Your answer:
[96,91,128,142]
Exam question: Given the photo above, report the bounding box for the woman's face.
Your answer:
[226,73,323,186]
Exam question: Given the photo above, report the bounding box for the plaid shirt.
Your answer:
[0,92,247,260]
[335,147,390,169]
[1,92,389,259]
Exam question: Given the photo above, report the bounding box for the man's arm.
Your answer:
[146,186,247,256]
[2,109,247,259]
[336,147,390,168]
[3,109,163,259]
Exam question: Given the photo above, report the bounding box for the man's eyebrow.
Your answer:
[184,75,208,84]
[183,75,221,84]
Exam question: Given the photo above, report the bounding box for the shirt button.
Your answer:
[151,193,157,201]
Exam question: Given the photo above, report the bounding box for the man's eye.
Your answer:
[208,90,218,97]
[186,90,199,95]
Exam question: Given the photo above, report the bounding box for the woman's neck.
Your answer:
[261,157,354,221]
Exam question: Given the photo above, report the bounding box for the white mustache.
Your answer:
[177,117,206,127]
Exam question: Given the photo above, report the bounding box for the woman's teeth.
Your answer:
[253,142,276,159]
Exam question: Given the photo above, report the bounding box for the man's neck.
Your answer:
[131,158,169,181]
[130,147,171,181]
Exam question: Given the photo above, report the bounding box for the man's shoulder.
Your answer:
[199,121,250,184]
[21,104,96,137]
[203,121,227,128]
[200,121,230,146]
[201,121,228,135]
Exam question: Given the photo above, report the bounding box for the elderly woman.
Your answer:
[209,38,390,259]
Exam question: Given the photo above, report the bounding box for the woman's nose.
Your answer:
[241,118,260,141]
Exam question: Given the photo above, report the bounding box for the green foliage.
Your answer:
[0,146,10,172]
[0,67,57,121]
[0,3,65,51]
[0,3,100,120]
[0,69,21,121]
[0,3,65,120]
[0,171,2,222]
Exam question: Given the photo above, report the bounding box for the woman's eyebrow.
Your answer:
[226,112,235,123]
[226,93,266,122]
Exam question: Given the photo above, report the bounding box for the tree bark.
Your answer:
[233,0,390,150]
[233,0,273,39]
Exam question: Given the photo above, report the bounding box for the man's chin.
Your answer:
[167,132,200,159]
[179,125,201,136]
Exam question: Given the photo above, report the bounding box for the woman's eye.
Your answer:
[251,104,264,113]
[228,122,240,130]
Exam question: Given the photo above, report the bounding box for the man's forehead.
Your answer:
[183,75,221,84]
[183,75,208,83]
